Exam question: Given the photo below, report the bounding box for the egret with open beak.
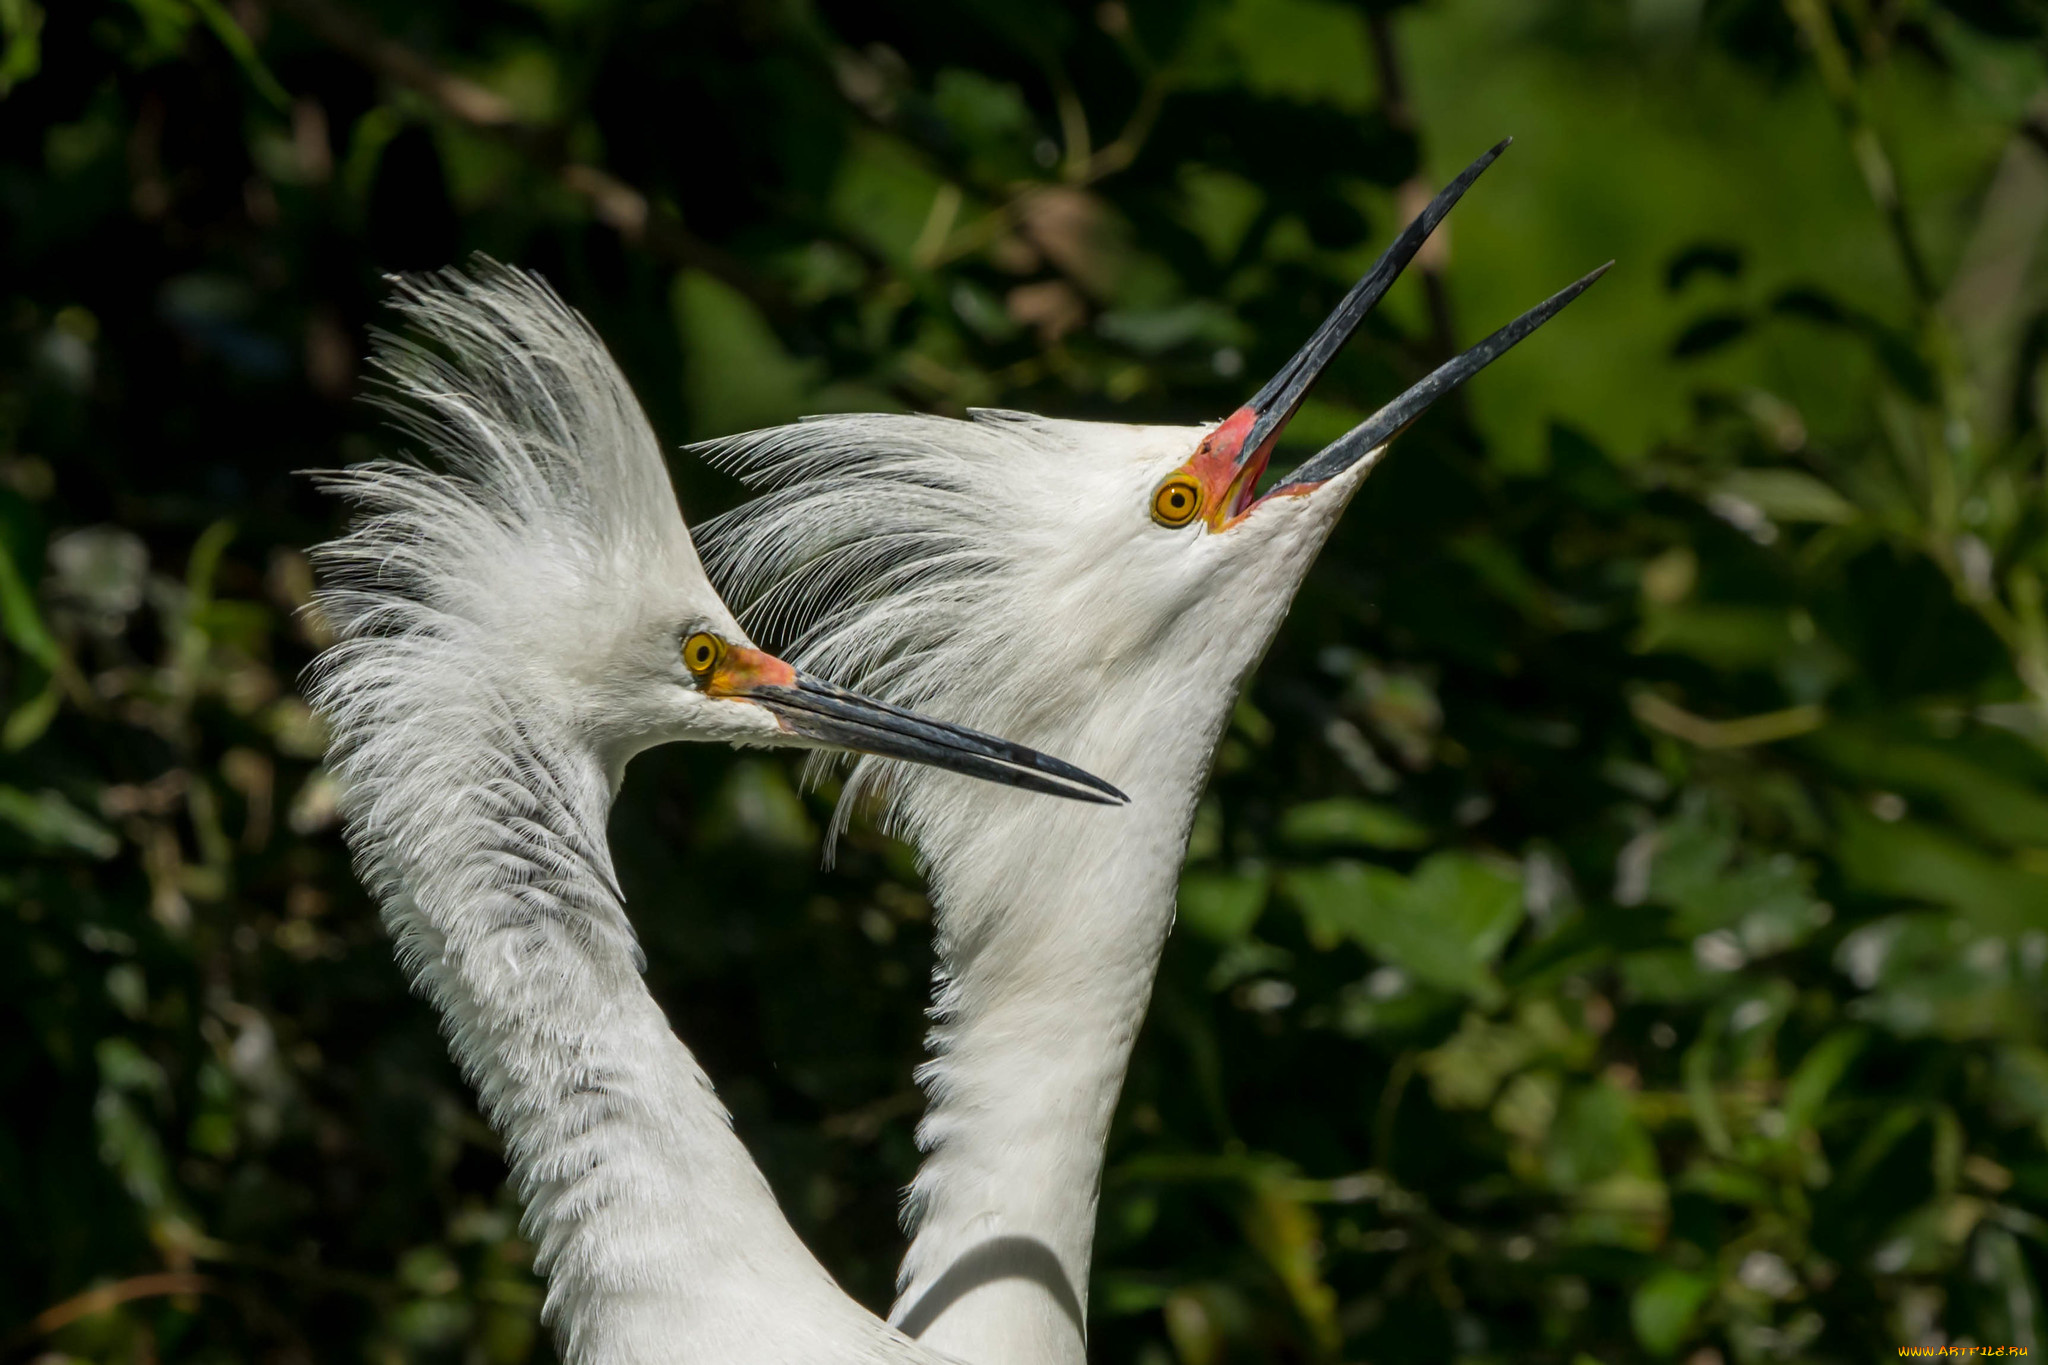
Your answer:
[706,137,1612,1365]
[1158,138,1610,534]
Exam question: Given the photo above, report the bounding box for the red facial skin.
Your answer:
[1163,403,1316,533]
[701,644,798,697]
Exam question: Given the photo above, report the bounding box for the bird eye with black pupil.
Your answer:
[682,632,723,678]
[1152,474,1203,528]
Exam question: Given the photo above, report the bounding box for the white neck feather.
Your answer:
[310,264,947,1365]
[312,520,950,1365]
[889,693,1227,1365]
[701,410,1354,1365]
[320,653,878,1362]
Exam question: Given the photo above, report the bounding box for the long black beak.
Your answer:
[1204,139,1608,508]
[749,674,1129,806]
[1235,138,1513,468]
[1268,261,1611,494]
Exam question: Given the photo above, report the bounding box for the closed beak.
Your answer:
[712,649,1127,805]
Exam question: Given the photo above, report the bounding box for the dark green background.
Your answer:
[6,0,2048,1360]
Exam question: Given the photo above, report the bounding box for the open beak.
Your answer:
[705,646,1128,805]
[1185,138,1611,523]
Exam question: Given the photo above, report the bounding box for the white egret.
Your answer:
[306,261,1123,1365]
[702,141,1605,1365]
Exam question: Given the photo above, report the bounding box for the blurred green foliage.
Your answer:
[5,0,2048,1361]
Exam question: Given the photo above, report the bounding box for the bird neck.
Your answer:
[323,661,913,1365]
[890,702,1223,1365]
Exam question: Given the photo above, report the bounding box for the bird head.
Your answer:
[599,596,1123,804]
[702,143,1605,836]
[312,261,1123,808]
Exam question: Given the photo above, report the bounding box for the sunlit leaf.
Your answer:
[1283,853,1522,1002]
[1713,468,1856,524]
[828,131,956,268]
[1420,1002,1581,1110]
[1780,1028,1866,1137]
[1835,801,2048,936]
[0,524,57,668]
[1178,869,1268,944]
[674,271,820,438]
[1278,798,1430,851]
[1631,1267,1712,1356]
[1546,1081,1657,1190]
[1635,603,1799,671]
[0,785,117,858]
[1200,0,1374,110]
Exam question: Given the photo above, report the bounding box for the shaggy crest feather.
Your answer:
[308,262,951,1365]
[703,412,1051,846]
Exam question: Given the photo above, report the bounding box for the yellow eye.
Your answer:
[1152,474,1203,528]
[683,632,724,678]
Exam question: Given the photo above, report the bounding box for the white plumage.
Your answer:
[702,410,1375,1365]
[304,141,1594,1365]
[307,262,1118,1365]
[703,144,1602,1365]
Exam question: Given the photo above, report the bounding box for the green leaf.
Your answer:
[1568,1171,1669,1250]
[95,1038,176,1214]
[1809,722,2048,848]
[0,784,117,858]
[3,677,59,750]
[704,761,816,854]
[1835,800,2048,935]
[186,0,287,110]
[1990,1044,2048,1125]
[1634,603,1797,671]
[828,131,956,268]
[1547,1082,1669,1249]
[115,0,193,55]
[1420,1001,1581,1110]
[1546,1081,1658,1189]
[1835,913,2036,1041]
[1714,468,1857,523]
[1096,300,1246,355]
[1662,856,1804,937]
[1631,1268,1712,1356]
[184,518,234,605]
[0,0,40,96]
[673,271,820,439]
[1278,798,1430,851]
[1871,1197,1983,1276]
[1178,869,1268,944]
[1642,819,1830,958]
[1683,1039,1733,1156]
[1283,853,1523,1003]
[1175,167,1264,265]
[931,68,1032,146]
[1205,0,1373,110]
[393,1297,472,1348]
[1781,1028,1866,1137]
[1969,1224,2045,1349]
[0,522,57,668]
[1618,949,1723,1004]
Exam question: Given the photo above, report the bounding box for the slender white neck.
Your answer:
[333,672,926,1365]
[692,403,1364,1365]
[889,703,1222,1365]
